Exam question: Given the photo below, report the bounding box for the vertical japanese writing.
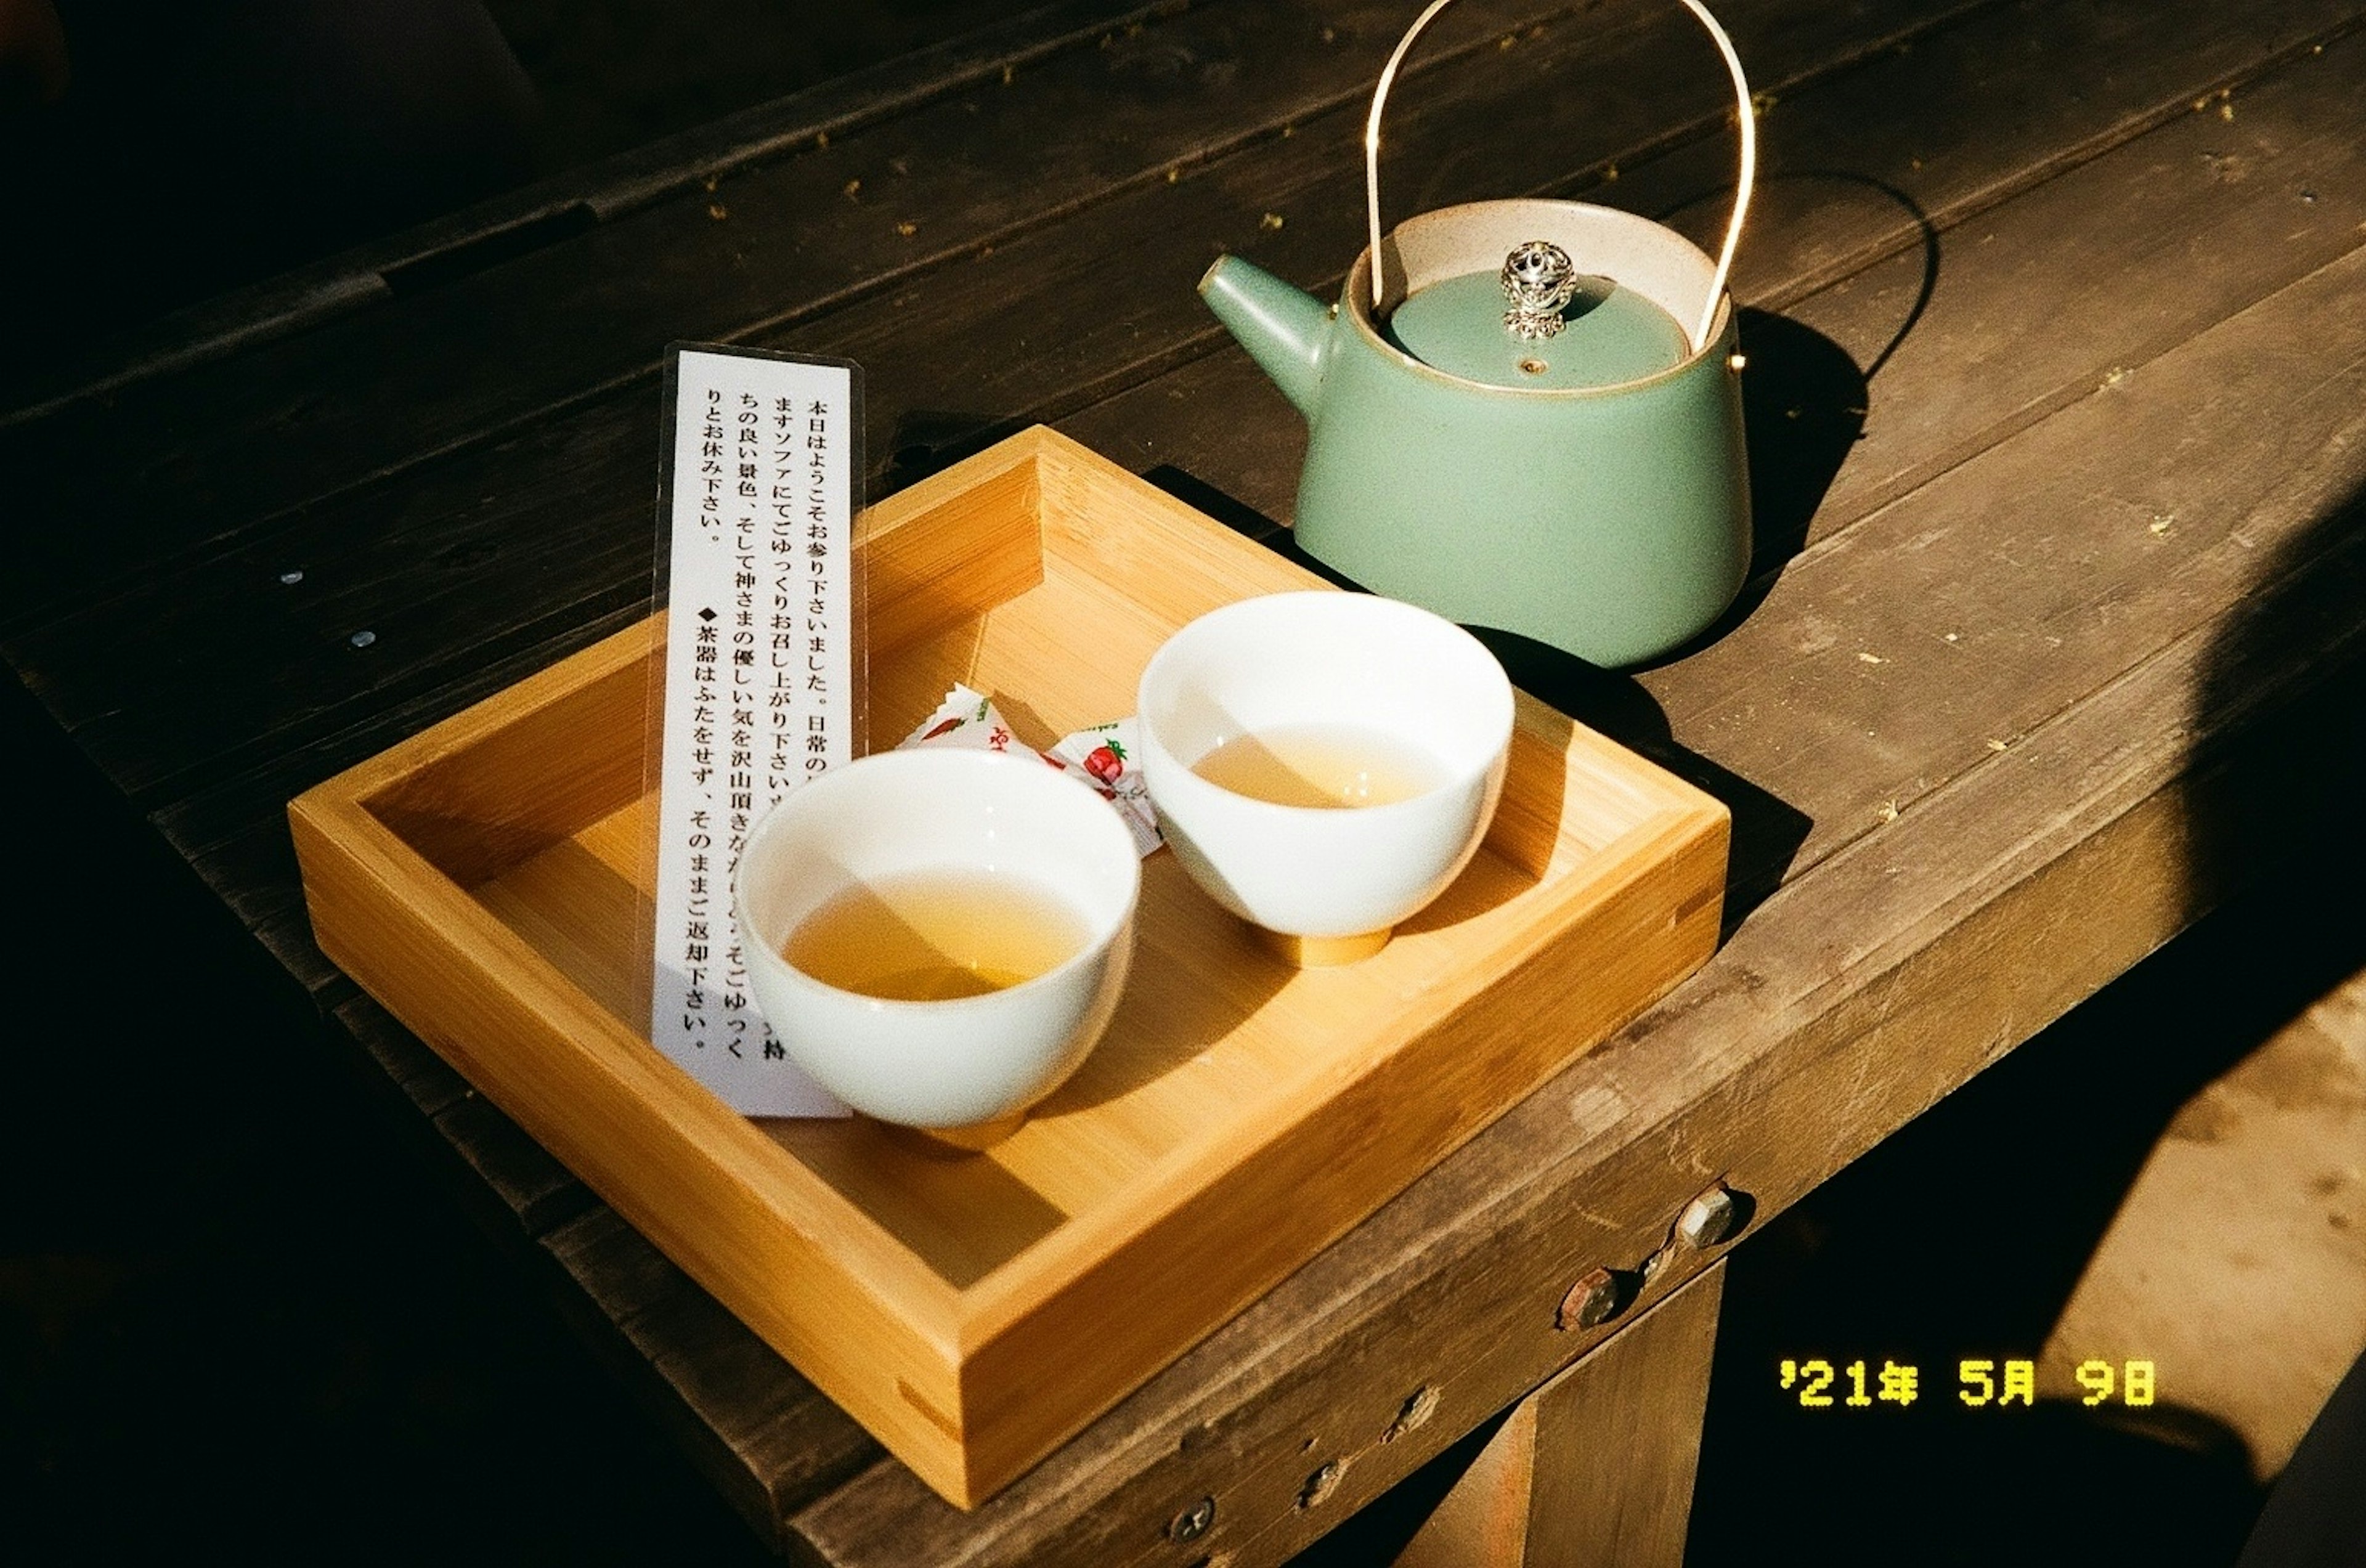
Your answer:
[804,399,833,776]
[724,391,762,1063]
[699,386,724,537]
[654,351,856,1116]
[676,386,729,1055]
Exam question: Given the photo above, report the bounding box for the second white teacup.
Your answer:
[735,747,1139,1145]
[1136,591,1514,964]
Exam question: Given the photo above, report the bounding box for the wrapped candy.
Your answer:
[900,684,1161,857]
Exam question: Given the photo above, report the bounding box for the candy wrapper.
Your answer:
[900,684,1162,856]
[1046,719,1160,856]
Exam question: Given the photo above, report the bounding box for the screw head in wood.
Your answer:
[1677,1182,1741,1250]
[1169,1495,1216,1542]
[1556,1265,1622,1330]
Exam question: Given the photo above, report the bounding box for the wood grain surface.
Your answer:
[1392,1261,1728,1568]
[4,0,2026,807]
[289,428,1727,1506]
[3,0,2362,1558]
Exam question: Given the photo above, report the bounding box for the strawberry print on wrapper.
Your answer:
[900,685,1163,856]
[1048,720,1160,856]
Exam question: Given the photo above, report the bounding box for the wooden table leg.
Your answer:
[1392,1259,1727,1568]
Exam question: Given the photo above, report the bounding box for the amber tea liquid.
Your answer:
[1190,722,1449,809]
[784,869,1091,1001]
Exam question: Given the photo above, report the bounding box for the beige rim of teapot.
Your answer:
[1364,0,1757,354]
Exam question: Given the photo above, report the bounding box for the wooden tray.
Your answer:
[289,426,1729,1507]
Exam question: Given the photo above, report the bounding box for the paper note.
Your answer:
[651,347,860,1116]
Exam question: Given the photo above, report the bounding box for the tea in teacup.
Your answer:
[734,747,1138,1141]
[1190,722,1447,810]
[784,869,1091,1001]
[1135,591,1514,964]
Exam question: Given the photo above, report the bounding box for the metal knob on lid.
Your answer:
[1500,240,1578,341]
[1193,0,1762,668]
[1382,252,1689,391]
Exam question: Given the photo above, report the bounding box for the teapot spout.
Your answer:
[1198,254,1332,420]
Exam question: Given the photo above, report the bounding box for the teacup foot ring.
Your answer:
[879,1111,1030,1155]
[1256,925,1392,968]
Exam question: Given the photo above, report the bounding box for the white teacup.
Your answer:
[1136,591,1514,965]
[735,747,1139,1145]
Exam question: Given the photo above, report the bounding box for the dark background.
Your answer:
[1,7,1036,1560]
[0,1,1041,367]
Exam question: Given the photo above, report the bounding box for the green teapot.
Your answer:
[1200,0,1757,668]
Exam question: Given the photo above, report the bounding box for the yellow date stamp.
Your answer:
[1778,1357,2157,1409]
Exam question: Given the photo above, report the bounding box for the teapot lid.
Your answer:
[1383,239,1689,391]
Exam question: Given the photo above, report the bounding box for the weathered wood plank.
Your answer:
[116,0,2031,874]
[0,0,1179,423]
[1731,30,2366,546]
[538,1206,881,1550]
[89,26,2364,1538]
[0,0,1590,632]
[1511,1264,1725,1568]
[429,1089,600,1240]
[335,993,474,1124]
[1071,21,2366,901]
[0,0,1975,672]
[23,12,2366,1561]
[795,211,2366,1561]
[1632,216,2366,888]
[25,0,2347,820]
[1391,1261,1726,1568]
[147,599,654,999]
[780,238,2366,1566]
[331,956,882,1543]
[809,615,2366,1568]
[796,477,2366,1561]
[1065,7,2366,543]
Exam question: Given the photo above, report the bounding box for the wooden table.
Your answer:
[6,0,2362,1560]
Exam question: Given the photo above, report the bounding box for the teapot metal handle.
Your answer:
[1364,0,1757,352]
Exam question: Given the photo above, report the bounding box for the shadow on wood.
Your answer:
[1683,843,2366,1567]
[1138,465,1815,928]
[1471,631,1811,931]
[1636,304,1873,668]
[882,408,1031,496]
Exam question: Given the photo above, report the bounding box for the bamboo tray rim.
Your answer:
[290,424,1731,1501]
